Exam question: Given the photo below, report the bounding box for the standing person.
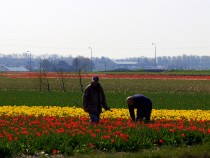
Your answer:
[126,94,152,122]
[82,76,110,124]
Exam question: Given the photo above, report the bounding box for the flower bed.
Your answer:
[1,106,210,120]
[1,72,210,80]
[1,106,210,156]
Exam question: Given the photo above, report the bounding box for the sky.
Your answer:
[0,0,210,59]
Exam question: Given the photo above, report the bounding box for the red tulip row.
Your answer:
[1,115,210,155]
[1,72,210,80]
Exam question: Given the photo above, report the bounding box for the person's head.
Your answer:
[92,76,99,86]
[126,96,134,107]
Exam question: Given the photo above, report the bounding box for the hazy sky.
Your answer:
[0,0,210,59]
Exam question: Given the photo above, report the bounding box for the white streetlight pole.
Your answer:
[152,43,157,68]
[89,47,93,72]
[27,50,32,71]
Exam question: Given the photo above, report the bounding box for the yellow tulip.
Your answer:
[0,106,210,121]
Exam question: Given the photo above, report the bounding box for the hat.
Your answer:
[92,76,99,82]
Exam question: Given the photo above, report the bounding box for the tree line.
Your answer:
[0,53,210,71]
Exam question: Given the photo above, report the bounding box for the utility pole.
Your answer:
[27,51,32,71]
[89,47,93,72]
[152,43,157,68]
[104,59,107,72]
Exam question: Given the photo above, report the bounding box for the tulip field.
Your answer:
[1,106,210,157]
[1,71,210,157]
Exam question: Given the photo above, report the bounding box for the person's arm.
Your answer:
[128,106,135,121]
[136,108,142,121]
[82,87,89,112]
[136,98,143,121]
[101,87,110,110]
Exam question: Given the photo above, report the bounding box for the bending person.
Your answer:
[126,94,152,122]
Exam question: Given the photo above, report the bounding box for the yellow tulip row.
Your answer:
[0,106,210,120]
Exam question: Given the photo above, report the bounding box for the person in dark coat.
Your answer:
[83,76,110,124]
[126,94,152,122]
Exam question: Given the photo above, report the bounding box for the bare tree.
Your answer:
[78,68,84,93]
[57,68,66,92]
[37,59,50,91]
[72,56,93,72]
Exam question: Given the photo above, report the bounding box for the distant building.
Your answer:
[0,65,29,72]
[114,61,138,70]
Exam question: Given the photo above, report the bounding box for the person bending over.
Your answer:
[126,94,152,122]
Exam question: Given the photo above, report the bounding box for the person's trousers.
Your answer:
[137,102,152,121]
[89,113,100,124]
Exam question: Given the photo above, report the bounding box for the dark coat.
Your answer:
[128,94,152,121]
[82,82,109,114]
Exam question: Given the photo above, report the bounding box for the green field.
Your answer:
[1,71,210,158]
[1,71,210,110]
[96,69,210,75]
